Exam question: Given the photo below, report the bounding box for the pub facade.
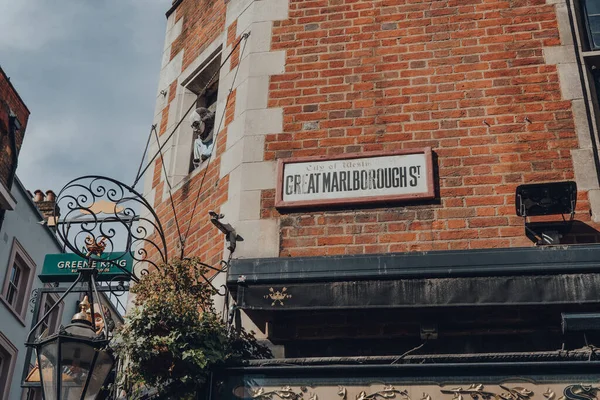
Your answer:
[145,0,600,397]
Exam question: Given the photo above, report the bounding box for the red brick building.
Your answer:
[146,0,600,397]
[0,67,29,222]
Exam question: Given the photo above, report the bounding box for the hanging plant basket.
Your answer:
[114,258,271,399]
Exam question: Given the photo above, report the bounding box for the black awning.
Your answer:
[228,245,600,310]
[239,273,600,310]
[229,245,600,285]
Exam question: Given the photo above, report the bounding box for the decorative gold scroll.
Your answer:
[441,385,534,400]
[246,384,600,400]
[251,385,314,399]
[355,385,411,400]
[544,385,600,400]
[264,287,292,306]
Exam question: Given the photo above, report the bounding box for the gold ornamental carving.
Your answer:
[264,287,292,306]
[251,386,316,399]
[543,385,600,400]
[248,384,600,400]
[355,385,411,400]
[84,235,107,257]
[251,385,417,400]
[441,385,534,400]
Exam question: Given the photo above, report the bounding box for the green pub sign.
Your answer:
[40,252,133,283]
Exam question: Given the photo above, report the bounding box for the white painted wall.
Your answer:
[0,178,62,400]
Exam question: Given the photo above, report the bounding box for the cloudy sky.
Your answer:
[0,0,167,193]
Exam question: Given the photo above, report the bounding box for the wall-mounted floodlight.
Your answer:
[515,181,577,245]
[515,181,577,217]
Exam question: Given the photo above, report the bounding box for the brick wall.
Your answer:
[263,0,600,256]
[0,68,29,189]
[152,0,600,263]
[150,0,230,264]
[171,0,227,72]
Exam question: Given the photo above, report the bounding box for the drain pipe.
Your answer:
[0,113,21,232]
[7,113,20,188]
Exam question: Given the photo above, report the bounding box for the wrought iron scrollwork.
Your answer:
[107,275,130,297]
[29,288,39,313]
[54,175,168,282]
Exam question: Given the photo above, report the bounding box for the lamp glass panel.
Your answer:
[84,350,114,400]
[38,342,59,400]
[59,340,95,400]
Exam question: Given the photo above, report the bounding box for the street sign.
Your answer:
[276,148,435,208]
[40,252,133,283]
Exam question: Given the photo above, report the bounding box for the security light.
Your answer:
[515,181,577,245]
[515,181,577,217]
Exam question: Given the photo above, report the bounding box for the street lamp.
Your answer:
[36,296,114,400]
[27,268,115,400]
[24,175,170,399]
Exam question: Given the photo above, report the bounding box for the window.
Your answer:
[0,332,18,400]
[37,292,62,338]
[569,0,600,174]
[582,0,600,50]
[187,53,221,173]
[6,263,21,306]
[1,239,36,324]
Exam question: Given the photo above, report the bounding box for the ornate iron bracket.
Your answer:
[53,175,169,282]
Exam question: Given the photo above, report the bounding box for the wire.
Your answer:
[390,340,428,364]
[132,34,250,188]
[181,32,250,256]
[132,124,155,188]
[151,125,185,253]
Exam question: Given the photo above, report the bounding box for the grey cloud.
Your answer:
[0,2,86,51]
[0,0,167,192]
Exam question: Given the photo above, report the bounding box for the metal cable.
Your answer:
[390,340,427,364]
[132,124,155,188]
[131,34,250,188]
[151,125,185,252]
[181,32,250,256]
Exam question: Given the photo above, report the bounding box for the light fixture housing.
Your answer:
[515,181,577,217]
[34,305,114,400]
[515,181,577,245]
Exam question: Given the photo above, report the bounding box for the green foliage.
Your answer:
[115,258,271,399]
